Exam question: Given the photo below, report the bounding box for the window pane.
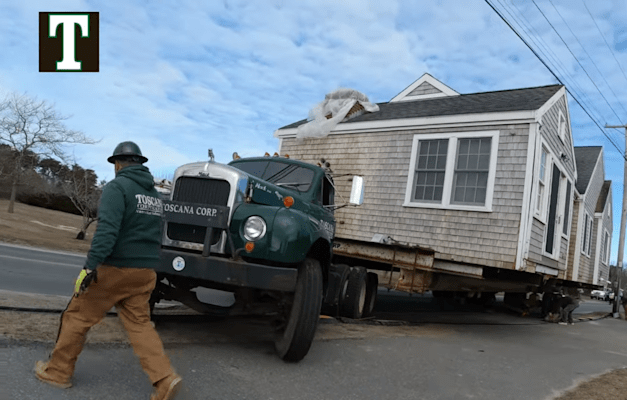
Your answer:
[414,185,425,201]
[480,138,491,154]
[465,187,476,203]
[417,156,427,169]
[427,155,437,169]
[414,139,448,203]
[468,154,479,169]
[436,172,445,186]
[459,139,469,154]
[478,154,490,169]
[434,186,443,200]
[452,137,491,205]
[437,155,447,169]
[457,155,468,170]
[419,142,429,155]
[454,186,465,202]
[477,173,488,188]
[476,187,486,204]
[424,186,434,200]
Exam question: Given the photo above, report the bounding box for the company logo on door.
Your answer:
[39,12,99,72]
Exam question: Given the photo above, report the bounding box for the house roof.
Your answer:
[279,84,563,130]
[596,180,611,213]
[573,146,602,194]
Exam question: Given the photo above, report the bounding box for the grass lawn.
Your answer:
[0,198,96,254]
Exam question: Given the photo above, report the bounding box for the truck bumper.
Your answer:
[157,249,298,292]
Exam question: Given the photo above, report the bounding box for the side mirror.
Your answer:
[349,176,364,206]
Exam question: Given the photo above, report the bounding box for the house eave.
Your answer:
[274,110,537,138]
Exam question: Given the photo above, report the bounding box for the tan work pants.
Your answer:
[44,265,174,384]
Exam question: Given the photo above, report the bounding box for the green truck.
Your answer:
[151,151,369,362]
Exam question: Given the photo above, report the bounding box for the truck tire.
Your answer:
[340,267,367,319]
[275,257,323,362]
[321,264,350,317]
[363,272,379,317]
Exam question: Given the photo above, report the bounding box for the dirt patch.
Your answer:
[551,368,627,400]
[0,309,454,345]
[0,199,95,254]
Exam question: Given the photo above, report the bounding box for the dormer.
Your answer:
[389,73,460,102]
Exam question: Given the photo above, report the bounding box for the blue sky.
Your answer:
[1,0,627,263]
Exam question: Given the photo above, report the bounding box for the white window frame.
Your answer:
[404,130,500,212]
[604,229,610,265]
[542,168,564,260]
[558,109,567,143]
[581,212,592,257]
[561,178,572,239]
[535,146,550,222]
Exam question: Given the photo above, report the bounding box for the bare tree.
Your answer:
[0,92,97,213]
[61,164,100,240]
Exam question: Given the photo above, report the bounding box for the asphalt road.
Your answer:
[1,242,625,400]
[4,316,627,400]
[0,243,84,296]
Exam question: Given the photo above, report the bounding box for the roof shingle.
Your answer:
[574,146,602,194]
[279,84,563,130]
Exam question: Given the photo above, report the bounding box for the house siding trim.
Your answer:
[572,197,584,280]
[274,111,537,138]
[518,122,539,270]
[592,216,603,284]
[390,73,460,102]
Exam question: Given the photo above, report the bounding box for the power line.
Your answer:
[499,0,611,133]
[483,0,626,159]
[582,0,627,88]
[546,0,627,119]
[532,0,626,126]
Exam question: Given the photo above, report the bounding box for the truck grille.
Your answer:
[167,177,231,245]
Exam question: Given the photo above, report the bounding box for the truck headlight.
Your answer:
[243,216,266,241]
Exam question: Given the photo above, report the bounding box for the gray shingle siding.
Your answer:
[408,82,441,96]
[574,147,602,194]
[280,123,528,270]
[526,95,576,272]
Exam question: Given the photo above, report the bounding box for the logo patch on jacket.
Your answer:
[135,194,162,216]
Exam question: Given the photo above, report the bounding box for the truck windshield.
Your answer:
[232,161,315,192]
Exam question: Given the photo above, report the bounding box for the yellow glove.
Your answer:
[74,269,98,297]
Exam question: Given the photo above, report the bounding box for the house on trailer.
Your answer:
[273,73,593,286]
[567,146,612,287]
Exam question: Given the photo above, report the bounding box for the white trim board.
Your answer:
[389,73,460,103]
[274,111,537,138]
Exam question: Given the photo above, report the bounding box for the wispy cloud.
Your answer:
[1,0,627,258]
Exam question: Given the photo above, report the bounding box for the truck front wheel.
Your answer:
[274,257,323,362]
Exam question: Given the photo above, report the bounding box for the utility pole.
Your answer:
[605,124,626,318]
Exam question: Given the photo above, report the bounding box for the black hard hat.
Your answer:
[107,141,148,164]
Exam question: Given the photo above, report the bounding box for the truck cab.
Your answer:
[152,153,362,362]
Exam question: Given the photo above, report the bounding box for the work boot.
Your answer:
[34,361,72,389]
[150,373,182,400]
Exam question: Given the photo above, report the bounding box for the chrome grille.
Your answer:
[167,177,231,245]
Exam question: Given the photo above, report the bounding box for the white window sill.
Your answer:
[533,213,547,225]
[403,202,493,213]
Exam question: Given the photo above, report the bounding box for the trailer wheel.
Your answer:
[363,272,379,317]
[275,257,323,362]
[321,264,350,317]
[340,267,367,319]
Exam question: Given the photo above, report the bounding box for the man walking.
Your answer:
[34,142,182,400]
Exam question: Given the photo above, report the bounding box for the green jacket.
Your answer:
[85,165,162,270]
